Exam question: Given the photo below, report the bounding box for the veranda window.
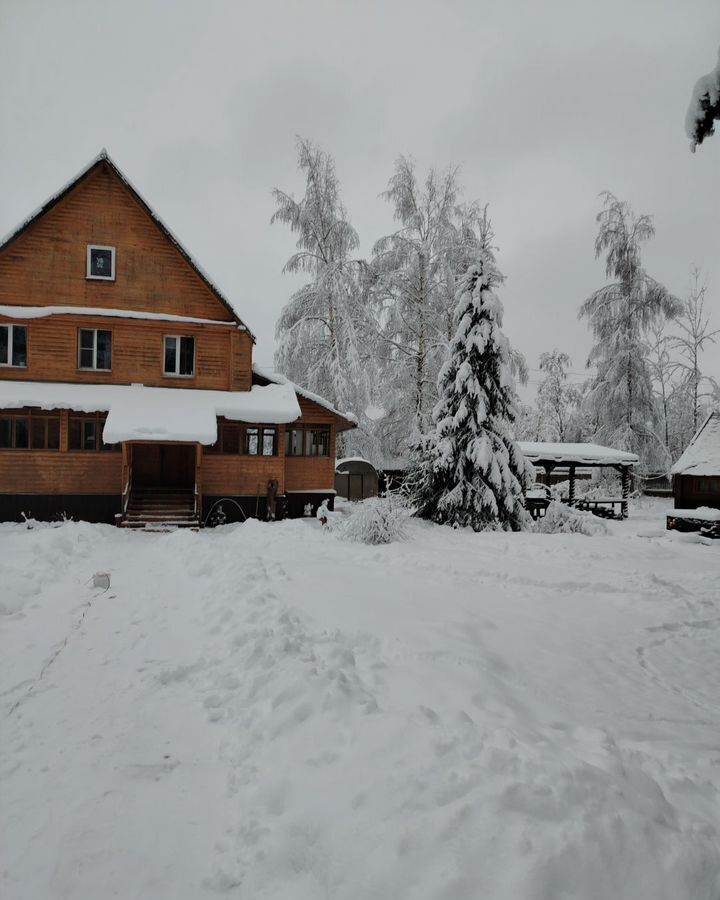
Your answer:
[0,408,59,450]
[68,413,119,451]
[285,425,330,457]
[0,325,28,368]
[206,421,278,456]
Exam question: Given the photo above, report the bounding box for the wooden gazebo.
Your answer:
[518,442,639,519]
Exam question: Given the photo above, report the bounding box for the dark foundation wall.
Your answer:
[202,492,335,525]
[0,494,121,524]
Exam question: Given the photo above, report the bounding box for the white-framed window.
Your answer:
[86,244,116,281]
[164,335,195,377]
[78,328,112,371]
[0,324,28,367]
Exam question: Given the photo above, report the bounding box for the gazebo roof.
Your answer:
[518,442,639,467]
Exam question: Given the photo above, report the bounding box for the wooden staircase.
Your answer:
[120,487,199,529]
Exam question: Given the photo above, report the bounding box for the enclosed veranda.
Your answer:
[519,442,640,520]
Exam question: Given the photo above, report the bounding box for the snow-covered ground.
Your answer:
[1,499,719,899]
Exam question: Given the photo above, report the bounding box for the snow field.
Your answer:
[1,501,719,899]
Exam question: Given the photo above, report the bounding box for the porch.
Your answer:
[121,442,201,528]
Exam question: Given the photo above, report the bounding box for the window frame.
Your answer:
[86,244,116,281]
[206,421,279,457]
[284,424,331,457]
[0,324,28,368]
[163,335,196,378]
[78,328,113,372]
[67,412,119,452]
[0,408,60,451]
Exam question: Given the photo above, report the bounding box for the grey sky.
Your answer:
[1,0,719,391]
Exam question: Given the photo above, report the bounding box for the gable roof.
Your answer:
[0,150,254,340]
[671,412,720,476]
[252,364,358,431]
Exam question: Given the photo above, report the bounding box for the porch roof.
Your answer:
[0,379,301,444]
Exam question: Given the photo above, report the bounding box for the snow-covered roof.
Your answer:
[0,150,254,339]
[252,365,358,428]
[0,304,238,328]
[518,442,639,466]
[335,456,377,473]
[0,380,300,444]
[671,413,720,477]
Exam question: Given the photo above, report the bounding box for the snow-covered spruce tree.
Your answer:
[411,248,533,531]
[686,46,720,150]
[272,138,370,453]
[579,192,681,471]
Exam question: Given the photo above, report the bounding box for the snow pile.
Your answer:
[2,502,720,900]
[550,471,623,501]
[536,501,610,536]
[335,497,408,544]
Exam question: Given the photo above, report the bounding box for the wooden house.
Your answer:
[0,152,356,527]
[671,412,720,511]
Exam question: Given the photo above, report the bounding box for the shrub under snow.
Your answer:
[336,498,408,545]
[535,501,610,537]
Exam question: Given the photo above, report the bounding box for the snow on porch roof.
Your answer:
[671,412,720,476]
[518,442,639,466]
[0,380,301,445]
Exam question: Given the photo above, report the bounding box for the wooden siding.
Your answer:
[201,456,285,495]
[0,162,241,324]
[0,451,121,495]
[0,313,252,390]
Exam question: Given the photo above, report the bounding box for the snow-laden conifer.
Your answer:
[411,244,533,531]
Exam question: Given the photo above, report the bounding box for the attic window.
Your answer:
[87,245,116,281]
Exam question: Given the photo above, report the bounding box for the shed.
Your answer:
[335,457,379,501]
[671,412,720,511]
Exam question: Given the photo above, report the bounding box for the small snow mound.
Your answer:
[536,501,610,537]
[336,498,408,544]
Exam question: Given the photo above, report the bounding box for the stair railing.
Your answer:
[122,464,133,516]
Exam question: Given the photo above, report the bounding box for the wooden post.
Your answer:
[621,466,630,519]
[568,464,576,506]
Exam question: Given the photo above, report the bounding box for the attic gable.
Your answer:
[0,152,254,337]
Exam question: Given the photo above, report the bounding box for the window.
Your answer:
[68,413,119,451]
[0,408,59,450]
[207,421,278,456]
[285,425,330,457]
[164,336,195,377]
[86,245,116,281]
[0,325,28,367]
[78,329,112,370]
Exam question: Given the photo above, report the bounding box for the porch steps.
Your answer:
[121,488,199,529]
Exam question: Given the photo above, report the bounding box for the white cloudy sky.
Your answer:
[1,0,719,390]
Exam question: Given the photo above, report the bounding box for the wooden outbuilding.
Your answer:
[0,151,356,527]
[518,441,639,519]
[670,412,720,511]
[335,457,379,501]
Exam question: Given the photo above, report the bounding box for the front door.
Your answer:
[131,443,196,489]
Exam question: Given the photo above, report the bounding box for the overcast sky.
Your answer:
[1,0,719,392]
